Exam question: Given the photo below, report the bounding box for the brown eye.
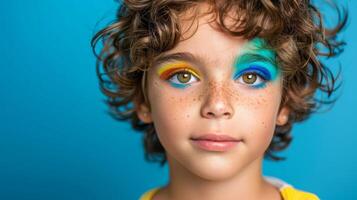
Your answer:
[176,72,191,83]
[167,69,200,87]
[242,73,257,84]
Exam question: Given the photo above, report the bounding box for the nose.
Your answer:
[200,82,234,120]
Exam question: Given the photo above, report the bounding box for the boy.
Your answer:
[91,1,347,199]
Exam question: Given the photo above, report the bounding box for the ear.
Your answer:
[276,106,290,126]
[134,99,153,124]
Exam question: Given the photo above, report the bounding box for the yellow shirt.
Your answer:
[139,176,319,200]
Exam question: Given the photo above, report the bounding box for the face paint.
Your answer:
[232,37,280,89]
[157,61,200,89]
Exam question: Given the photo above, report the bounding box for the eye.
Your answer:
[236,72,265,87]
[234,65,272,89]
[168,70,199,86]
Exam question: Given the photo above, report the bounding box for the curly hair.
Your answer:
[91,0,348,165]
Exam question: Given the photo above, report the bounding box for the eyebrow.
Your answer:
[152,51,276,69]
[235,53,277,67]
[153,52,208,68]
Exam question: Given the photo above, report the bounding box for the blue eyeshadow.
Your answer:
[232,37,280,83]
[170,82,190,89]
[233,65,272,81]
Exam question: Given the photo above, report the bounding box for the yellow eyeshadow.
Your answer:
[157,61,200,79]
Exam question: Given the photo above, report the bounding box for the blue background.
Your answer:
[0,0,355,199]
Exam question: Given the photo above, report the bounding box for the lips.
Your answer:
[190,134,240,142]
[190,134,242,152]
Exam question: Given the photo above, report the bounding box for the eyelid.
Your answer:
[234,65,272,80]
[158,61,200,79]
[166,68,200,80]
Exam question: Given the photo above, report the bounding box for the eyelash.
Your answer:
[166,69,200,89]
[236,72,266,89]
[234,65,272,89]
[162,65,272,89]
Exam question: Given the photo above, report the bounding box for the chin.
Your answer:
[188,158,244,181]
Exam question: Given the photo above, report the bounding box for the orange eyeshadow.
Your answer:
[157,61,200,79]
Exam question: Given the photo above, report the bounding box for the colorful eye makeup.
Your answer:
[157,61,200,89]
[156,38,279,90]
[234,65,272,88]
[232,38,280,89]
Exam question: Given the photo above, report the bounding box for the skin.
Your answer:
[136,3,289,200]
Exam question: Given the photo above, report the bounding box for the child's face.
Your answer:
[137,6,289,180]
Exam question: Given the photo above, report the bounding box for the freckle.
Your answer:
[193,98,196,101]
[198,94,204,101]
[261,99,267,105]
[186,114,190,118]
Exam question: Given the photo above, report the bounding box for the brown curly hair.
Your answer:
[91,0,348,165]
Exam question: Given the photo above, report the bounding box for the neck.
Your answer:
[157,155,276,200]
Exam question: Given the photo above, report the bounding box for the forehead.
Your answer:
[154,13,275,69]
[157,4,249,65]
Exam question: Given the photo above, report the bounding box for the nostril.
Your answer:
[222,112,232,119]
[205,111,232,119]
[207,112,215,117]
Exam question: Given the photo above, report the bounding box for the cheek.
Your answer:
[235,84,282,150]
[148,80,198,143]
